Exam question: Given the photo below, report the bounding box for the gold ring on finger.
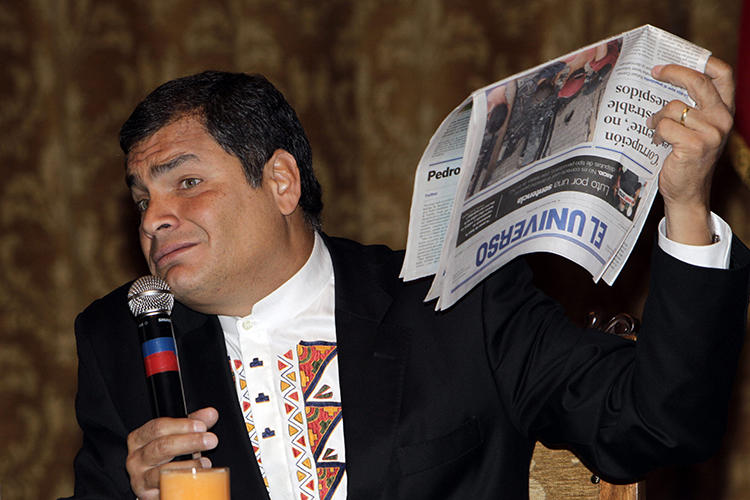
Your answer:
[680,106,690,127]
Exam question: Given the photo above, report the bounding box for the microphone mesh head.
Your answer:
[127,275,175,317]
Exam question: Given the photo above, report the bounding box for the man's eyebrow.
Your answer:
[125,154,199,189]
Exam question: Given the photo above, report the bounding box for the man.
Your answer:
[65,58,749,500]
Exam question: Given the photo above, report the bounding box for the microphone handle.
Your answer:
[137,312,193,462]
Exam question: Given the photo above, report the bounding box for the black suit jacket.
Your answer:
[65,235,750,500]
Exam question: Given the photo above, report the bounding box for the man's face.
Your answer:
[126,116,291,314]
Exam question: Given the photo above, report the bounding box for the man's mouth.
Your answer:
[152,242,198,268]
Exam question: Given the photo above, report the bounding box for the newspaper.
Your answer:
[400,25,711,310]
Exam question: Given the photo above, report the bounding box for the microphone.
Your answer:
[127,275,188,419]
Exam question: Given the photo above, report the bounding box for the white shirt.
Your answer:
[219,216,731,500]
[220,233,346,500]
[657,212,731,269]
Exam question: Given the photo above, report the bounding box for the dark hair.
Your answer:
[119,71,322,229]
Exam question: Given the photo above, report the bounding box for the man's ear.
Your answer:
[265,149,302,216]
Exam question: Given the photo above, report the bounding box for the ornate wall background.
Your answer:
[0,1,748,499]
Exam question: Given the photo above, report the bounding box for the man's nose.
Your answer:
[140,195,179,237]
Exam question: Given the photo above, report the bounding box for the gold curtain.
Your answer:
[1,1,748,499]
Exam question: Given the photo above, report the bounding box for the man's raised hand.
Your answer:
[647,56,734,245]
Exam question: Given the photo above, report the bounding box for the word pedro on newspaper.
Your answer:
[400,25,710,310]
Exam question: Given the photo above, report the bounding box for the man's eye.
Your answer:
[180,178,202,189]
[134,199,149,213]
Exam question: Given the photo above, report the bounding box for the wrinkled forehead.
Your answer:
[126,153,199,191]
[124,116,210,189]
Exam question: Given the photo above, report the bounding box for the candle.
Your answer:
[160,467,230,500]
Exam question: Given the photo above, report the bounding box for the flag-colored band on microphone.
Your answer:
[142,337,179,376]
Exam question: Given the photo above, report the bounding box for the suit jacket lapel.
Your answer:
[325,236,409,500]
[172,303,270,500]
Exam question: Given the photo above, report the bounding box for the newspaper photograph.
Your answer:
[400,25,712,310]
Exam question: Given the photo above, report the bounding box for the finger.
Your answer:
[139,429,219,467]
[652,64,724,111]
[652,117,703,154]
[648,100,685,144]
[650,101,711,134]
[137,488,160,500]
[128,444,213,497]
[126,431,217,490]
[651,109,724,157]
[188,407,219,429]
[649,98,732,145]
[704,56,735,113]
[128,416,208,451]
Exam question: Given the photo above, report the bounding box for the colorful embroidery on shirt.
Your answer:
[297,342,345,500]
[228,357,270,488]
[279,350,319,500]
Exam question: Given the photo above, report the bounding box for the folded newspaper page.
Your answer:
[400,25,711,310]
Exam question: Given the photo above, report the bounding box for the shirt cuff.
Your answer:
[657,213,731,269]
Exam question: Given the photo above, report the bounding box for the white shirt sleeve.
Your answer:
[657,212,731,269]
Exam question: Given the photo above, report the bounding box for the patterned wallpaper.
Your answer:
[0,1,748,499]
